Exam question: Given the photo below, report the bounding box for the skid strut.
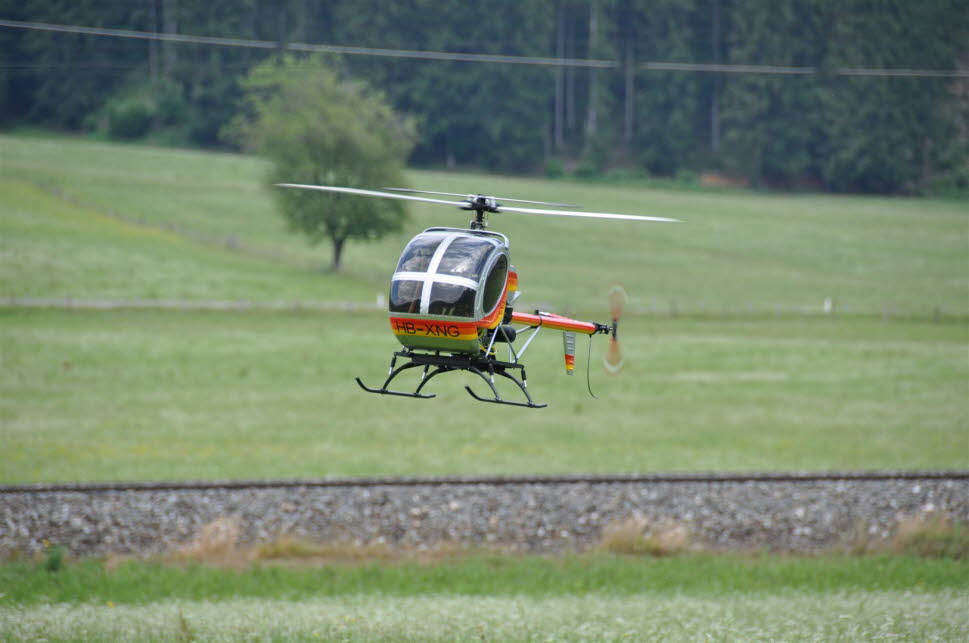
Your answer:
[356,350,547,409]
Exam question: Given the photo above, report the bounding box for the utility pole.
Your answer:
[584,0,599,138]
[162,0,177,76]
[623,37,634,144]
[293,0,307,44]
[554,2,565,151]
[565,6,575,132]
[148,0,159,82]
[618,0,635,146]
[711,0,721,155]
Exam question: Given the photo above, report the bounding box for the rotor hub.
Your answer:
[461,195,500,229]
[461,194,499,212]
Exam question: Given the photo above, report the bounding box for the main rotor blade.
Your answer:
[275,184,466,208]
[383,187,576,208]
[276,184,681,223]
[498,204,680,223]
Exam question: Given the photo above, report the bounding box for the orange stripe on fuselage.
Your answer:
[476,299,506,330]
[510,311,599,335]
[389,317,479,341]
[390,273,512,342]
[475,275,510,330]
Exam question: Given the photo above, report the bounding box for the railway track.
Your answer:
[3,469,966,494]
[3,471,967,557]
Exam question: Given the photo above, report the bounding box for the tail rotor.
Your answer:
[604,285,628,375]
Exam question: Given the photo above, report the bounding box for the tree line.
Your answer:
[1,0,966,194]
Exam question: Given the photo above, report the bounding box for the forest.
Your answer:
[1,0,966,194]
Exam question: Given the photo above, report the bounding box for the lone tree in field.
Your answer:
[232,55,415,271]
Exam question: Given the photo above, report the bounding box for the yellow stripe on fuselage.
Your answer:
[389,317,479,341]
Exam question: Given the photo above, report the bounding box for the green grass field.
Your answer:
[1,554,966,641]
[1,132,967,641]
[2,309,966,482]
[5,591,964,641]
[1,132,967,482]
[2,132,966,315]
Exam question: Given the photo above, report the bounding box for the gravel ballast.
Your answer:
[2,474,967,557]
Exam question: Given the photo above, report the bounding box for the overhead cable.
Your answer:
[0,19,965,78]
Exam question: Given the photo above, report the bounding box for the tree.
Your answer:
[719,0,827,187]
[622,0,707,176]
[228,54,415,271]
[818,0,969,194]
[329,0,553,172]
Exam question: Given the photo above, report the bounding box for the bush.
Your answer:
[575,139,611,178]
[598,517,690,556]
[106,95,153,139]
[602,167,645,183]
[924,163,969,198]
[43,544,65,572]
[544,157,566,179]
[893,514,969,559]
[94,80,189,142]
[674,168,699,186]
[574,158,601,179]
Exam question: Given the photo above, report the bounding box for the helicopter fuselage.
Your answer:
[388,227,516,353]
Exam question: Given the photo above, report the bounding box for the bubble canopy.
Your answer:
[389,229,510,320]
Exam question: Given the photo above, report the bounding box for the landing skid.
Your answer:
[356,350,547,409]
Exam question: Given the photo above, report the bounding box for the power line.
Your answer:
[0,18,965,78]
[642,61,813,75]
[0,19,613,69]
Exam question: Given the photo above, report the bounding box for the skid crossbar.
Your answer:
[356,350,547,408]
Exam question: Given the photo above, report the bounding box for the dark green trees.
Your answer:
[2,0,966,194]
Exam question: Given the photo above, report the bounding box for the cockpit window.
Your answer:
[389,280,423,314]
[436,237,494,280]
[395,235,443,273]
[390,232,506,318]
[481,255,508,314]
[427,282,476,317]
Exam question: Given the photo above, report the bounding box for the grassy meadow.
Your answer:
[1,309,966,481]
[1,554,966,641]
[1,132,968,482]
[1,132,967,641]
[4,590,964,641]
[2,132,967,315]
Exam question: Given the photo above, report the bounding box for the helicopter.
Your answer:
[277,183,679,408]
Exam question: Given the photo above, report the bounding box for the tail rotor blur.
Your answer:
[604,285,628,375]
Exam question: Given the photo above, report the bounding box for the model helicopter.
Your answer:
[277,183,679,408]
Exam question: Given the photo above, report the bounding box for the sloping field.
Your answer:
[0,133,966,481]
[2,133,966,316]
[0,176,373,303]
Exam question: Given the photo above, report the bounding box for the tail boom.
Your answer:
[510,311,606,336]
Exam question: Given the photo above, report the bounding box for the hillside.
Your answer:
[2,133,966,317]
[1,133,966,481]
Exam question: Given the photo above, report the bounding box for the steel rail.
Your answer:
[2,470,966,494]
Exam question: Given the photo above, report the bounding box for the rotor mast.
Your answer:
[461,194,499,229]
